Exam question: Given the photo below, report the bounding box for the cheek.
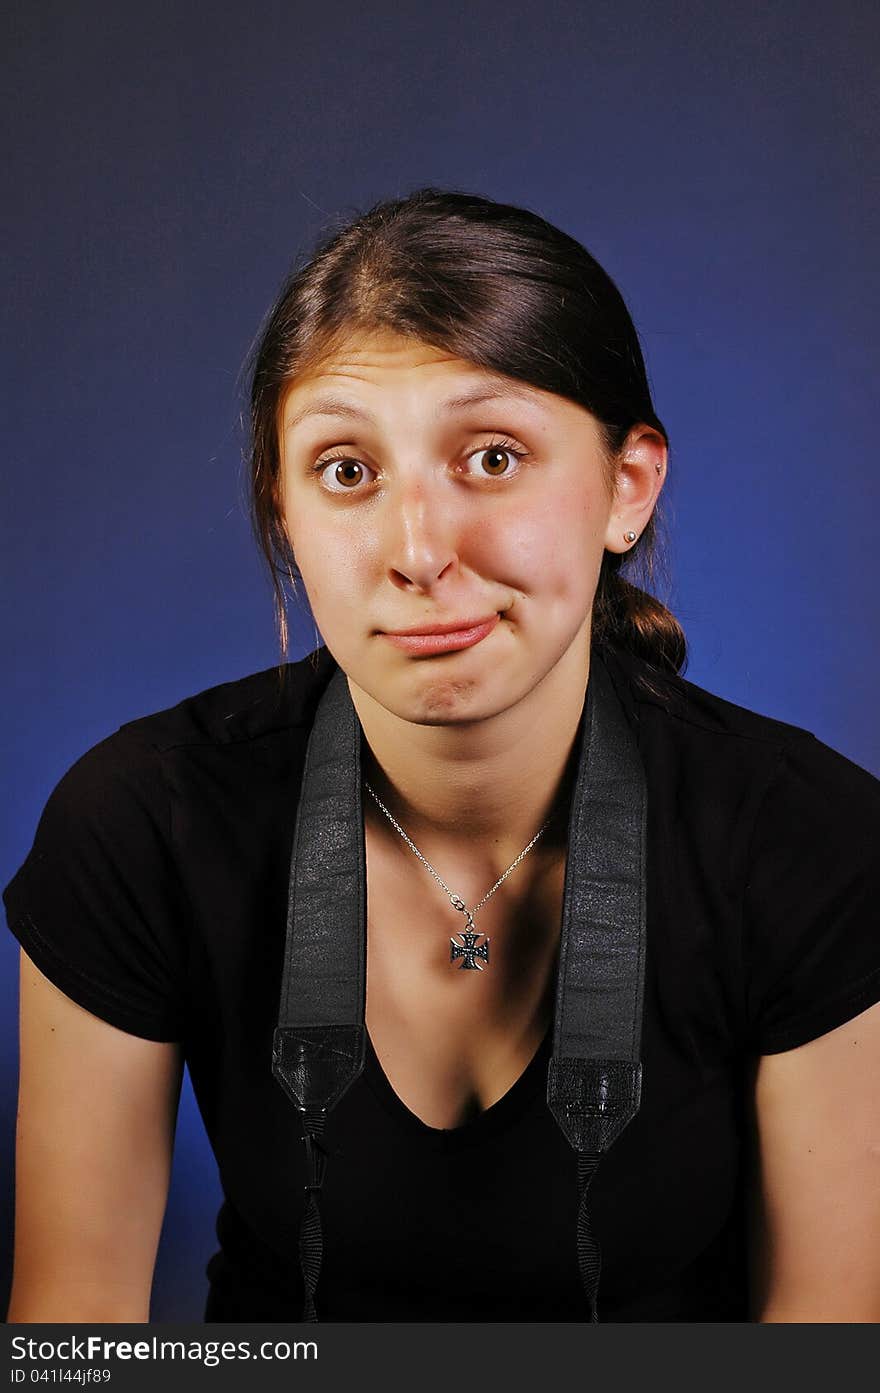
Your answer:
[289,543,360,656]
[475,485,602,593]
[284,498,358,589]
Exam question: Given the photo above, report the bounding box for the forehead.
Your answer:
[280,328,559,428]
[289,327,509,386]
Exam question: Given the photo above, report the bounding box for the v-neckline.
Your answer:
[361,1025,553,1150]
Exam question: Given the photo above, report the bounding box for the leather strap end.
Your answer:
[547,1056,642,1152]
[272,1024,366,1112]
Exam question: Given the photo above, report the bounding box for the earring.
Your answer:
[624,531,637,543]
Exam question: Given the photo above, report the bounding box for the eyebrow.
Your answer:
[283,384,545,432]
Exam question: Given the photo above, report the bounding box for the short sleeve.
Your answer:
[3,731,188,1042]
[743,732,880,1054]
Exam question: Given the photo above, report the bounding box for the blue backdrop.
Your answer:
[2,0,877,1320]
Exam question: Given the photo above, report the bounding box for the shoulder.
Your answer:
[597,645,880,1056]
[598,641,879,806]
[599,641,879,926]
[113,645,338,757]
[599,641,823,750]
[14,647,340,851]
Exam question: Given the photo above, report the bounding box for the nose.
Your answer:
[382,476,459,593]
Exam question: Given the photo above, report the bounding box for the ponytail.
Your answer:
[590,537,687,679]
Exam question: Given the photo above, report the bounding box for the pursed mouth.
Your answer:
[382,614,498,638]
[379,614,501,653]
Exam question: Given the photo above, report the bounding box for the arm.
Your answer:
[747,995,880,1322]
[7,949,184,1323]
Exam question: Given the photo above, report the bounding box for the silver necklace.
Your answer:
[363,780,553,971]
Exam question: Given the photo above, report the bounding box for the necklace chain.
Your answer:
[363,780,553,917]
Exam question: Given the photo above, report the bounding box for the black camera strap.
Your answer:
[273,649,646,1322]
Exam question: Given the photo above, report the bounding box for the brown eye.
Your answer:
[317,457,376,492]
[334,461,364,487]
[466,443,525,478]
[482,448,511,475]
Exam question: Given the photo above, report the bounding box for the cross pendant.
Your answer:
[449,906,490,970]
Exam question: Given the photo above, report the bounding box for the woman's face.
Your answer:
[279,329,661,726]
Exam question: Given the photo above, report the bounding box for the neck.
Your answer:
[347,636,592,877]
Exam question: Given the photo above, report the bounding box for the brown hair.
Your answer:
[246,187,687,685]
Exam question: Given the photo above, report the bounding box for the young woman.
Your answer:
[5,189,880,1324]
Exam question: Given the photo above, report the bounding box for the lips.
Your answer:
[380,613,500,655]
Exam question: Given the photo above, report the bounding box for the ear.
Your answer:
[603,425,667,554]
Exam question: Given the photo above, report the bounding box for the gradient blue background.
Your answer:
[2,0,877,1321]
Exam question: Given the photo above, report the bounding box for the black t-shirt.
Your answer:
[4,643,880,1322]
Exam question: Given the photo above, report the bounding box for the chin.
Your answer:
[379,658,543,728]
[404,681,491,726]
